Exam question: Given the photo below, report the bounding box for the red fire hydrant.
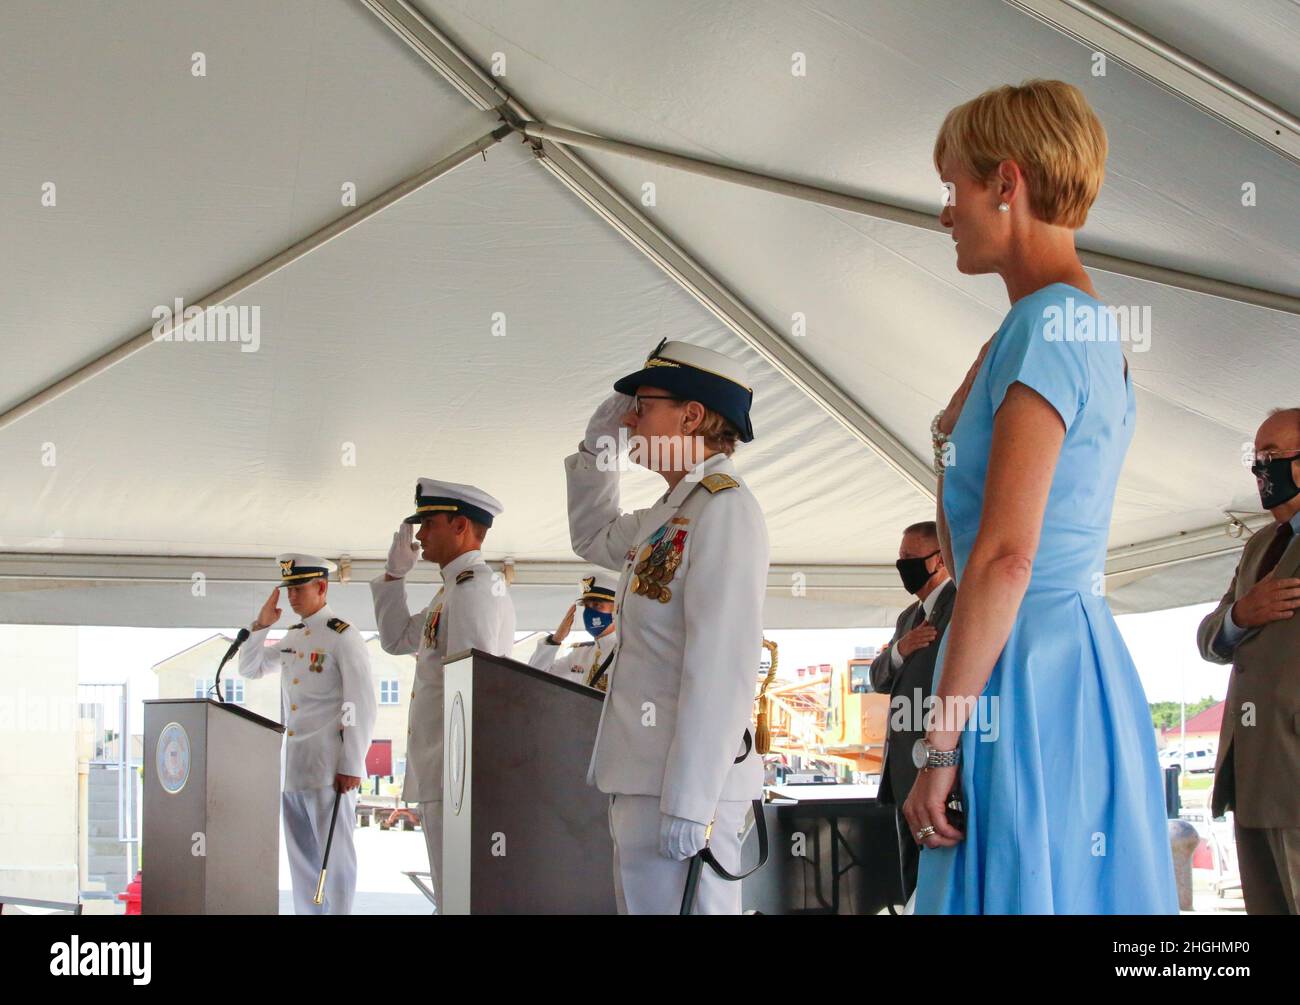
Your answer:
[118,871,142,915]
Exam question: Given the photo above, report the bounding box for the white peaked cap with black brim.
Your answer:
[612,339,755,442]
[578,571,619,603]
[276,553,336,586]
[402,478,504,528]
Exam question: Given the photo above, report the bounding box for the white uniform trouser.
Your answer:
[608,795,749,915]
[419,801,443,908]
[282,787,357,915]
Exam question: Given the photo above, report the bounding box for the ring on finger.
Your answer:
[915,825,935,841]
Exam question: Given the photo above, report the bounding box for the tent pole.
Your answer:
[361,0,939,497]
[0,123,512,433]
[523,122,1300,317]
[1005,0,1300,167]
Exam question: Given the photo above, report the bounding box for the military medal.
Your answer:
[631,524,689,600]
[308,651,326,673]
[422,604,442,649]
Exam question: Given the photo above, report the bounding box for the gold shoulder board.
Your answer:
[700,473,739,494]
[455,569,475,584]
[326,617,349,634]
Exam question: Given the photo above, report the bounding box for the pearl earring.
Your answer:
[998,202,1010,212]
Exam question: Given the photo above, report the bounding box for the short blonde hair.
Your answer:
[694,406,740,456]
[934,79,1107,229]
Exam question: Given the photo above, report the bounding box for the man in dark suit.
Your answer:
[869,520,956,903]
[1196,407,1300,914]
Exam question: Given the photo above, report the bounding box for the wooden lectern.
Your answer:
[441,650,617,914]
[142,699,283,914]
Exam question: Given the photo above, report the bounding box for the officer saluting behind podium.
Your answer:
[239,553,377,915]
[370,479,516,908]
[528,571,619,691]
[566,340,769,915]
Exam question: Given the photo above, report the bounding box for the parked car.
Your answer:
[1160,745,1217,774]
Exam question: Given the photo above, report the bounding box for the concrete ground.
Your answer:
[34,820,433,915]
[1187,870,1246,915]
[276,822,433,915]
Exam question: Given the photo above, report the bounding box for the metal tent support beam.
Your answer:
[0,123,512,434]
[1104,513,1274,577]
[362,0,1273,578]
[1005,0,1300,167]
[0,552,905,594]
[0,514,1265,589]
[523,122,1300,317]
[368,0,1300,317]
[361,0,937,498]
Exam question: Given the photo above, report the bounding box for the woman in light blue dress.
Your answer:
[902,80,1178,913]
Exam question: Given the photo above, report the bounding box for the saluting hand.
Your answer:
[1230,570,1300,628]
[583,392,635,459]
[385,523,419,579]
[552,603,577,644]
[253,587,282,630]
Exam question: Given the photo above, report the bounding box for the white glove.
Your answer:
[582,392,634,459]
[659,813,709,861]
[385,524,419,578]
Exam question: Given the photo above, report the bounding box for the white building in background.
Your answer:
[152,633,417,782]
[0,626,82,907]
[152,631,546,788]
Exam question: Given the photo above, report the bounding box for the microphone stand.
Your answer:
[212,627,251,702]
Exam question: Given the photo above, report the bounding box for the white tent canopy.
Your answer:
[1,0,1296,631]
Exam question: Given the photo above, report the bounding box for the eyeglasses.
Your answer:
[632,394,683,416]
[1251,449,1300,473]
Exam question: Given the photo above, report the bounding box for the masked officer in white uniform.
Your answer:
[566,339,770,915]
[239,553,376,915]
[528,572,619,690]
[370,480,516,908]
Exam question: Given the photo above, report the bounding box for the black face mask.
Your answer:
[1252,453,1300,510]
[896,550,940,595]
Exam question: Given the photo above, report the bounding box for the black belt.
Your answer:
[679,729,770,914]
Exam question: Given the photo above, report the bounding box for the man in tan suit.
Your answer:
[1197,407,1300,914]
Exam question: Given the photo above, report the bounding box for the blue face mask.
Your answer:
[583,607,614,639]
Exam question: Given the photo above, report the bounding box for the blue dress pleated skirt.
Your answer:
[914,285,1178,914]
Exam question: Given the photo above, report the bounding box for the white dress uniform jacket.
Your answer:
[238,605,377,791]
[566,448,769,825]
[370,550,516,803]
[528,631,618,686]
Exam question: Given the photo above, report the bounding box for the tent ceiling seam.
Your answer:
[1004,0,1300,166]
[0,123,512,434]
[358,0,1280,576]
[360,0,939,498]
[521,121,1300,317]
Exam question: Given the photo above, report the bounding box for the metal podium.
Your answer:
[142,698,283,914]
[441,649,617,914]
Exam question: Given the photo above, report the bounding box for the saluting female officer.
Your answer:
[565,339,769,915]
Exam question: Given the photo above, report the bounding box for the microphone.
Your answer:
[212,628,251,702]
